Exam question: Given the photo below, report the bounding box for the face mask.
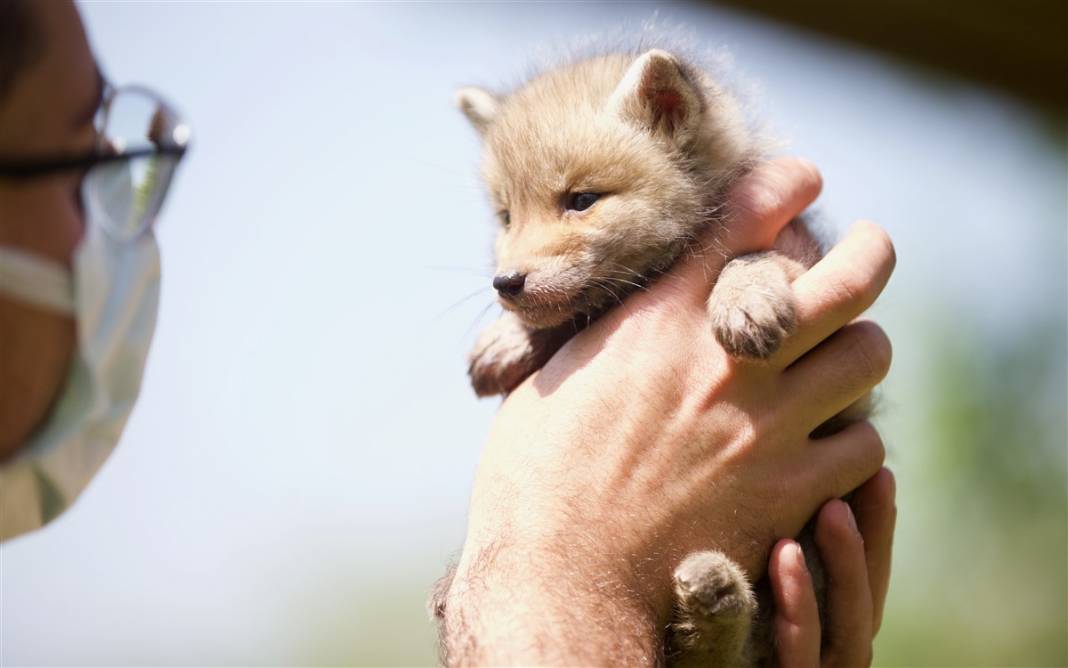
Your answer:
[0,178,161,541]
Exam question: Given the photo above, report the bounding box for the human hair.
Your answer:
[0,0,42,102]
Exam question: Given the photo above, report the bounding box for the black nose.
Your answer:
[493,272,526,298]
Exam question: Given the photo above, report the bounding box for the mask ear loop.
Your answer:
[0,247,75,314]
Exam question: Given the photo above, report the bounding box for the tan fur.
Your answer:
[670,551,758,668]
[450,47,852,667]
[458,51,755,333]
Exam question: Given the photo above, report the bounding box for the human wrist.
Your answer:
[438,535,662,666]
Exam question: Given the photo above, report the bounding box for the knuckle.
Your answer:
[856,421,887,470]
[746,411,776,449]
[849,322,893,383]
[739,160,814,219]
[831,421,886,490]
[735,178,784,222]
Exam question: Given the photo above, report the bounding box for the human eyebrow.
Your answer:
[73,67,105,131]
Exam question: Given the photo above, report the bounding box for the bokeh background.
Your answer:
[2,1,1065,665]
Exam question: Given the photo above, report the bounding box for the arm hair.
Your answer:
[429,539,665,666]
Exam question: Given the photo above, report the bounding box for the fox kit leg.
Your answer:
[468,312,542,396]
[468,312,572,396]
[669,551,757,668]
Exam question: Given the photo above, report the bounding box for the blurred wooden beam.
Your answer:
[709,0,1068,112]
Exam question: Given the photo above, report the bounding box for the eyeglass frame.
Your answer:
[0,80,190,183]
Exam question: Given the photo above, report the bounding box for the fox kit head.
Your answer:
[459,49,755,329]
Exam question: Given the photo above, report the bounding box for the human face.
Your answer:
[0,1,99,461]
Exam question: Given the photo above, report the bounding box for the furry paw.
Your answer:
[669,550,756,667]
[674,551,756,621]
[708,252,797,360]
[468,313,538,396]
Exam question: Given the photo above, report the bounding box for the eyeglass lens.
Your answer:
[83,88,183,240]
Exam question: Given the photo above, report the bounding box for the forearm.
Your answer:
[436,540,663,667]
[435,161,895,666]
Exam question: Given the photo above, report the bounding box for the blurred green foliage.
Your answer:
[874,311,1067,666]
[301,576,441,666]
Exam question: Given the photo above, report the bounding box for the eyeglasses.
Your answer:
[0,81,191,241]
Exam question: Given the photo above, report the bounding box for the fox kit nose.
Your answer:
[493,272,526,298]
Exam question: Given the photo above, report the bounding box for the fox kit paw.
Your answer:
[709,252,798,360]
[468,314,539,396]
[670,551,756,667]
[674,551,756,622]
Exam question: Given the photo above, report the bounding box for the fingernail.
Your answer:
[791,542,808,573]
[844,501,859,533]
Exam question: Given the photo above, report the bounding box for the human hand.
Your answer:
[440,158,896,665]
[769,468,898,667]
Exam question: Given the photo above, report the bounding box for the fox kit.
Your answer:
[441,47,841,666]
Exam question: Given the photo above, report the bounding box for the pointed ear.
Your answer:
[455,86,500,135]
[608,50,702,144]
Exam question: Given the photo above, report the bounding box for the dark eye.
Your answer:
[498,210,511,228]
[566,192,600,212]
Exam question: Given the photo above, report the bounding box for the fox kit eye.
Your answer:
[498,210,511,228]
[566,192,601,212]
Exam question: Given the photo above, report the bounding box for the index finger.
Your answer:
[775,221,896,367]
[669,157,824,306]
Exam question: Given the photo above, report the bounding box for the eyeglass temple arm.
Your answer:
[0,146,187,180]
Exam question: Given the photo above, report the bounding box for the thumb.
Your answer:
[670,157,823,307]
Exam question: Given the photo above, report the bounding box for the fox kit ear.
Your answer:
[608,49,702,145]
[455,86,500,135]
